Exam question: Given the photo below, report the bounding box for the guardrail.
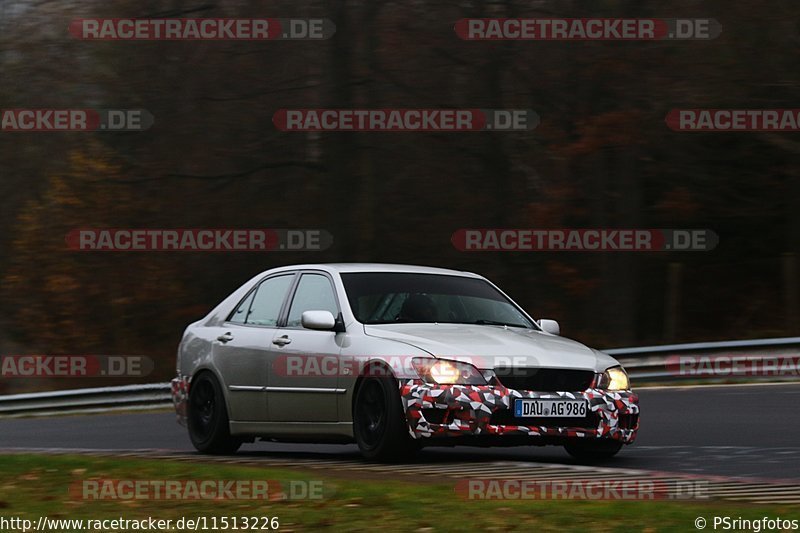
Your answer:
[0,337,798,416]
[0,383,172,417]
[607,336,800,383]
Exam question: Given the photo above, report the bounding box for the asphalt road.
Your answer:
[2,383,799,480]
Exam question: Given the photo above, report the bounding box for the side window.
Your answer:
[228,290,256,324]
[245,275,294,326]
[286,274,339,327]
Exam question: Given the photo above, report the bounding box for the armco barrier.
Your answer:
[1,337,798,416]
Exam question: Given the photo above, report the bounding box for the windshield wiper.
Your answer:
[473,319,529,328]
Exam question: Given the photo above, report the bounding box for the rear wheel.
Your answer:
[353,377,418,462]
[187,372,242,454]
[564,439,623,461]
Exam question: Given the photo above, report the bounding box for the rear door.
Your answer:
[267,271,344,422]
[214,273,296,422]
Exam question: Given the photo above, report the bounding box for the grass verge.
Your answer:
[0,454,797,532]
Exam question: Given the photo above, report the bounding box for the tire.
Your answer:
[187,372,242,454]
[353,377,418,462]
[564,439,623,462]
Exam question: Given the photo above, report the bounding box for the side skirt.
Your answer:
[229,421,355,442]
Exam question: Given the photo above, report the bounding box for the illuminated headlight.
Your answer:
[412,358,487,385]
[598,366,630,391]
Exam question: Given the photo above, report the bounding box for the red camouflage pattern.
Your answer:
[400,379,639,443]
[171,376,189,426]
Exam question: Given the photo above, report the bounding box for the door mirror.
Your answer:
[538,319,560,336]
[301,310,336,330]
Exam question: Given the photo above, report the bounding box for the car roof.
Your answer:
[266,263,484,278]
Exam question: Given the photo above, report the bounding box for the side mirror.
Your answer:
[301,310,336,330]
[538,319,560,336]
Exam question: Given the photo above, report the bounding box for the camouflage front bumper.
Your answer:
[400,379,639,443]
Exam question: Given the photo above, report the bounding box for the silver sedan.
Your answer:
[172,263,639,461]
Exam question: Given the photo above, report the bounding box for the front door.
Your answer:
[267,272,343,422]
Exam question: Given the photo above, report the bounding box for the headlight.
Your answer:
[412,358,487,385]
[598,366,630,391]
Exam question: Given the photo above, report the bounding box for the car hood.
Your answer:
[363,323,617,372]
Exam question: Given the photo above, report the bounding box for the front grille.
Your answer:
[490,408,598,428]
[495,367,595,392]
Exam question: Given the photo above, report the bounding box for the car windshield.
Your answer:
[341,272,535,328]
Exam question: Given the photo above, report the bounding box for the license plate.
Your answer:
[514,398,588,418]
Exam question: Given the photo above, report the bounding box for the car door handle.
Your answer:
[272,335,292,346]
[217,332,234,343]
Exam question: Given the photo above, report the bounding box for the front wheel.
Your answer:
[564,439,623,462]
[187,372,242,454]
[353,377,418,462]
